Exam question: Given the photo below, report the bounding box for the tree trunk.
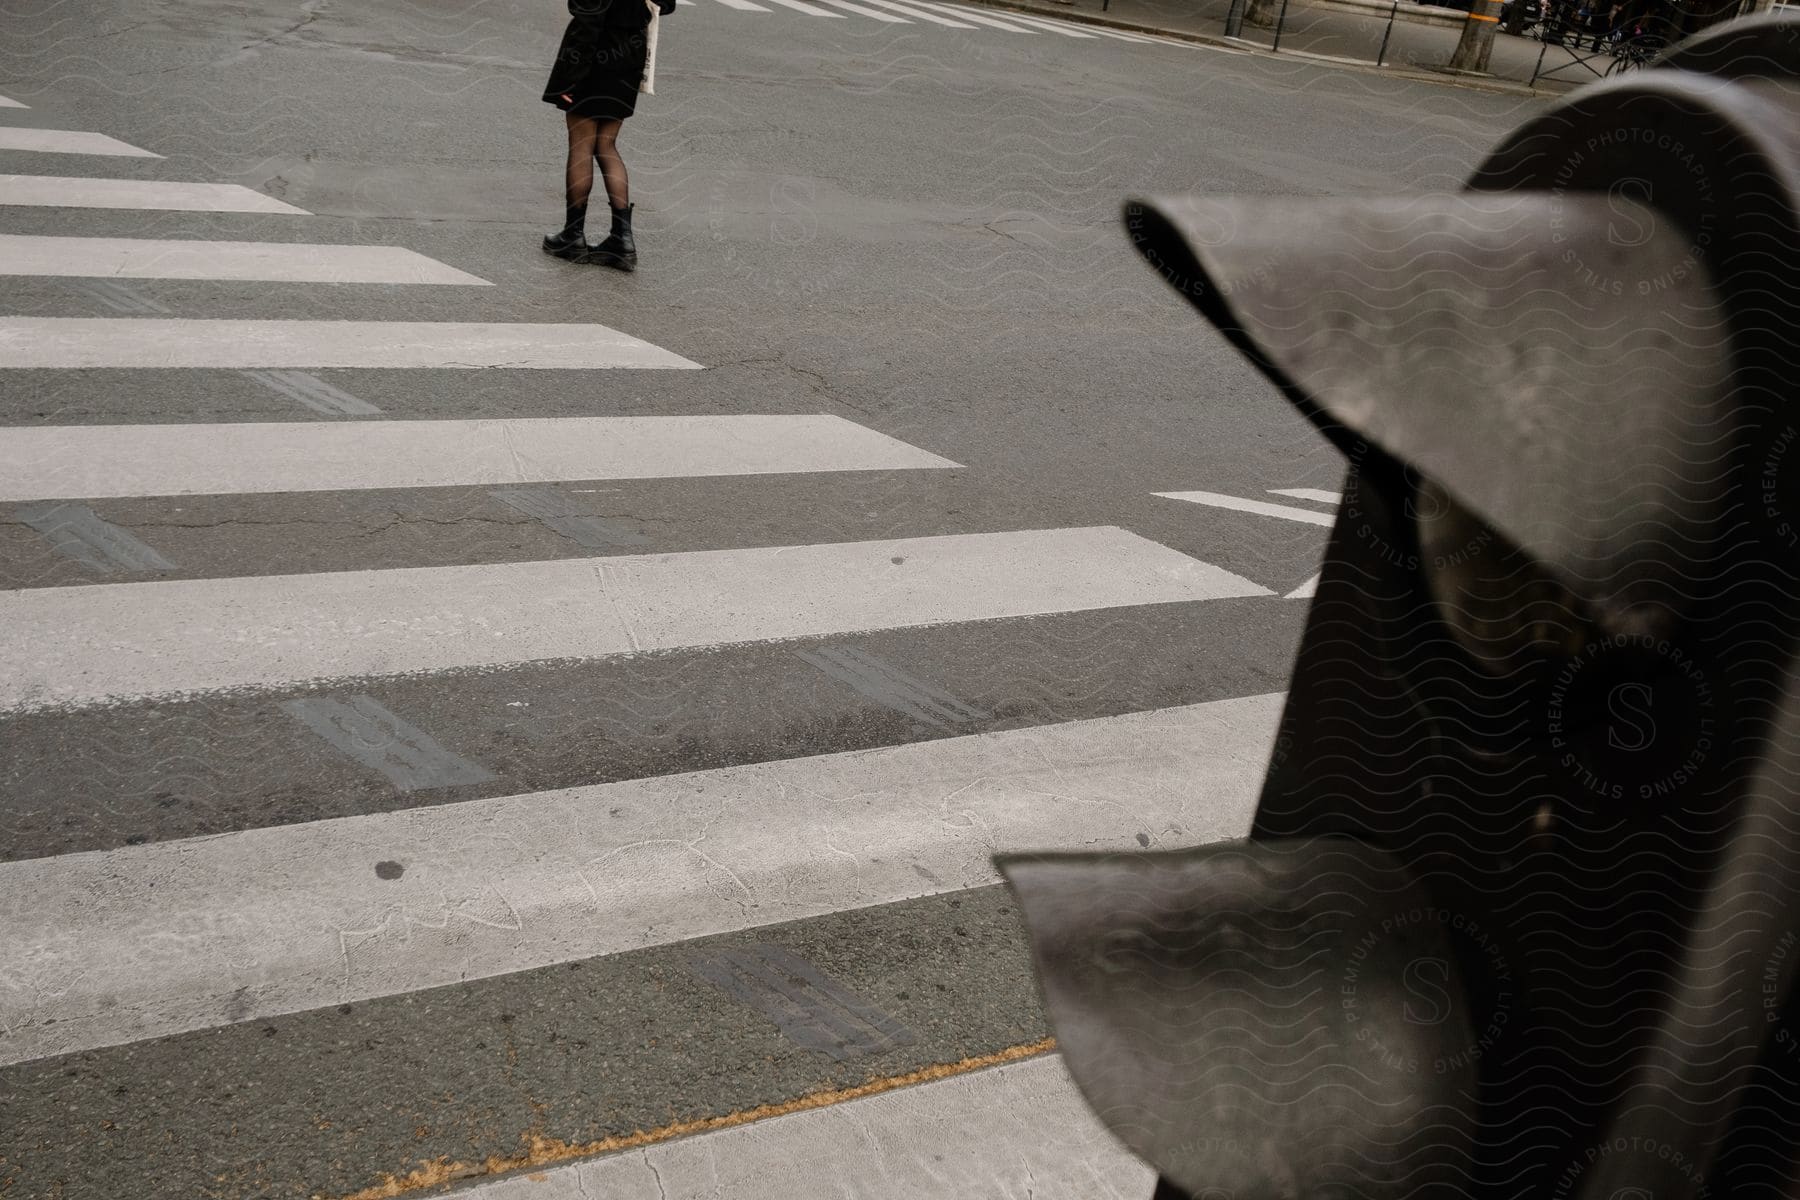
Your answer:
[1447,0,1503,70]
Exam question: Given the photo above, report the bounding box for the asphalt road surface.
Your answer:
[0,3,1542,1197]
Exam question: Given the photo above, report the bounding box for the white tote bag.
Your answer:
[640,1,660,95]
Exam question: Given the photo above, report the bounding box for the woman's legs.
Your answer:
[545,108,635,268]
[594,117,628,211]
[562,111,601,232]
[589,116,637,270]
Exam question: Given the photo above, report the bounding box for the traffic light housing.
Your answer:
[1000,14,1800,1199]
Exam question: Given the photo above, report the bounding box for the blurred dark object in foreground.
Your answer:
[1001,14,1800,1200]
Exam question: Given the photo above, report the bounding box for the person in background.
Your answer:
[1572,0,1596,45]
[1585,0,1616,47]
[541,0,673,271]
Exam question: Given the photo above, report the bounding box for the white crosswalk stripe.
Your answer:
[819,0,916,20]
[850,0,983,25]
[679,0,1172,41]
[1156,488,1338,526]
[0,693,1278,1063]
[0,127,159,157]
[0,317,701,369]
[0,415,959,500]
[760,0,848,15]
[0,233,490,284]
[1268,486,1343,505]
[0,528,1269,712]
[0,174,309,213]
[899,0,1048,30]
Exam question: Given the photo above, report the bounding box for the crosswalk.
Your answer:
[676,0,1175,42]
[0,91,1292,1199]
[3,693,1277,1064]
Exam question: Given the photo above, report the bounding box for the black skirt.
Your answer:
[542,15,648,121]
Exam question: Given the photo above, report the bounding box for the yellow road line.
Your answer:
[332,1037,1060,1200]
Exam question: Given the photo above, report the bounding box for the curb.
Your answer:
[959,0,1567,95]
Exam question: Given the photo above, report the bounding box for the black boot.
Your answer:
[542,200,588,260]
[588,203,637,272]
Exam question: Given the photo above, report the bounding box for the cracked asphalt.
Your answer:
[0,1,1542,1196]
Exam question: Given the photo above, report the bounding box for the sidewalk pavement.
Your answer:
[963,0,1618,94]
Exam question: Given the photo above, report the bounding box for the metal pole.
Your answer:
[1224,0,1246,37]
[1529,33,1549,81]
[1377,0,1401,62]
[1272,0,1293,49]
